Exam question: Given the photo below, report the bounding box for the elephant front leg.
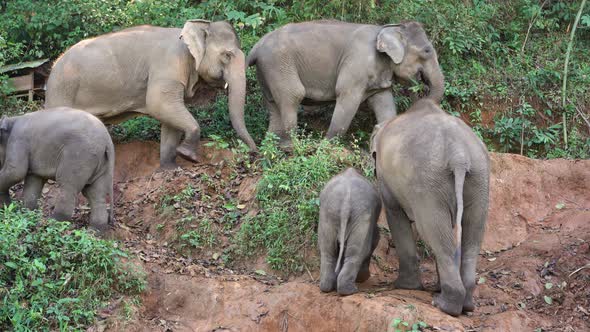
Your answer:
[319,253,338,292]
[385,205,424,290]
[159,124,183,169]
[0,148,29,207]
[23,175,46,210]
[367,90,396,124]
[147,81,202,165]
[325,90,364,139]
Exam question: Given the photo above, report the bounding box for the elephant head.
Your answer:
[376,22,444,102]
[180,19,256,150]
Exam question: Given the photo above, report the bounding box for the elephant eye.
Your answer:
[222,51,233,63]
[423,46,432,55]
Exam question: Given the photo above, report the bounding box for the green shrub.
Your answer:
[235,132,372,273]
[110,116,161,142]
[0,204,146,331]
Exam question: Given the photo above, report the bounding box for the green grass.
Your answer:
[0,204,146,331]
[233,131,373,273]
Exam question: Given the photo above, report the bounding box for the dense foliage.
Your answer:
[0,205,146,331]
[0,0,588,158]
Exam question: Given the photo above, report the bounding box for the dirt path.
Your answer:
[28,141,588,331]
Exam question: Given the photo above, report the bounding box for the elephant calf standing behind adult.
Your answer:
[319,168,381,296]
[372,99,490,316]
[0,108,114,233]
[45,20,256,168]
[247,20,444,146]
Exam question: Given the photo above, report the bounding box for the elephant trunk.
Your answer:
[423,58,445,103]
[225,50,257,151]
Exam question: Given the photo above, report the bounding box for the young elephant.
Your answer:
[0,108,115,233]
[371,99,490,316]
[318,168,381,296]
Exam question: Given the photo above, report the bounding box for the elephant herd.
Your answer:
[0,19,489,317]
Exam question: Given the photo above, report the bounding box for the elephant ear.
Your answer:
[180,19,211,72]
[376,24,405,64]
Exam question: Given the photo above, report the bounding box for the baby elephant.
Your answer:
[319,168,381,295]
[0,107,115,233]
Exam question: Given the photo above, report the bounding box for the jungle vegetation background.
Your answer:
[0,1,589,329]
[0,0,589,158]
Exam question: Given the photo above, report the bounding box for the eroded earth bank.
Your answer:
[28,141,589,332]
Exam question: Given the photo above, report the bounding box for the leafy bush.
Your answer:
[235,132,372,273]
[1,0,588,158]
[0,205,146,331]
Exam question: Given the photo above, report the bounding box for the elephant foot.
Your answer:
[278,138,293,152]
[51,211,72,222]
[319,278,336,293]
[356,268,371,283]
[394,276,424,290]
[90,220,111,233]
[432,292,463,317]
[158,162,178,171]
[176,144,201,163]
[463,296,476,312]
[337,282,358,296]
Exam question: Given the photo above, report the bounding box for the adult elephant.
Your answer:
[246,20,444,146]
[371,99,490,316]
[46,20,257,168]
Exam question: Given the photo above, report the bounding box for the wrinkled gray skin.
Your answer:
[0,108,114,233]
[46,20,256,169]
[247,20,444,146]
[318,168,381,296]
[371,99,489,316]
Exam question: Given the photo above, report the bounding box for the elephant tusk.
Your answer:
[224,82,229,89]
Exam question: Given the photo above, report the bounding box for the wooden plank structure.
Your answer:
[0,58,50,101]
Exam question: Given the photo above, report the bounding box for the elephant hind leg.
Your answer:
[264,98,290,145]
[460,196,488,312]
[337,255,361,296]
[52,151,96,222]
[385,204,423,290]
[263,70,305,147]
[23,175,46,210]
[413,197,465,316]
[82,177,111,234]
[318,209,338,293]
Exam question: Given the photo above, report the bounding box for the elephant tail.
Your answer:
[246,33,269,67]
[246,45,258,67]
[453,168,466,267]
[335,186,351,274]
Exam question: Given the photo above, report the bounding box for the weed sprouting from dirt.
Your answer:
[0,204,146,331]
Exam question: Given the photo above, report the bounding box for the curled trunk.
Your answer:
[424,58,445,103]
